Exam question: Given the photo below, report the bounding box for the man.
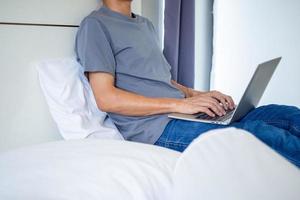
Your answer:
[75,0,300,167]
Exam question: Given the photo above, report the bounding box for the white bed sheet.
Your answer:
[0,139,179,200]
[173,128,300,200]
[1,128,299,200]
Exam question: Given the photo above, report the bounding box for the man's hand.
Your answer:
[188,89,235,111]
[174,88,236,117]
[171,80,235,116]
[175,92,234,117]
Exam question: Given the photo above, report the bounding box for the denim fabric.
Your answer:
[154,104,300,167]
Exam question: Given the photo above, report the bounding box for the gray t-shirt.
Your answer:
[75,5,185,144]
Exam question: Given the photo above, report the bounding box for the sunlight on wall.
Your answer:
[211,0,300,107]
[141,0,165,50]
[194,0,214,91]
[132,0,142,15]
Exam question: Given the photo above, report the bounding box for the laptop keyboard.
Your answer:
[195,109,235,122]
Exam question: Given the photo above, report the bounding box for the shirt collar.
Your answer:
[99,5,139,23]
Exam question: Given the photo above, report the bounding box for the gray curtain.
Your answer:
[163,0,195,88]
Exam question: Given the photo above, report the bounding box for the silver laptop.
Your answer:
[168,57,282,125]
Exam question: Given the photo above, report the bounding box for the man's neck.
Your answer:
[103,0,132,18]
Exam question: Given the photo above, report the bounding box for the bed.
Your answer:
[1,128,299,200]
[0,0,299,199]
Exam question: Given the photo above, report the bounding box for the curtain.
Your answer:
[163,0,195,88]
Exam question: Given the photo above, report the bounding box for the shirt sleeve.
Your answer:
[75,17,116,76]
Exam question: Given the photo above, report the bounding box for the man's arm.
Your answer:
[88,72,231,117]
[171,80,235,111]
[171,80,198,98]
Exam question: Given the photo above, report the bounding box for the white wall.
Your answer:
[211,0,300,107]
[0,0,142,25]
[141,0,164,49]
[132,0,142,15]
[0,26,74,152]
[194,0,214,91]
[0,0,154,152]
[0,0,159,153]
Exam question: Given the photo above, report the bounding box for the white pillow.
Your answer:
[172,128,300,200]
[36,57,124,140]
[0,139,180,200]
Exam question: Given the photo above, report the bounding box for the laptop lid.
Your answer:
[230,57,281,122]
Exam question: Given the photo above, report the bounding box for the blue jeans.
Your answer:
[154,104,300,167]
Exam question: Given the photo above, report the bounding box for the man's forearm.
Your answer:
[171,80,198,98]
[97,86,182,116]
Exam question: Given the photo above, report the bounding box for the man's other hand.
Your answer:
[176,90,235,117]
[189,90,235,110]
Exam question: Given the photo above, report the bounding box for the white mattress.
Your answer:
[211,0,300,107]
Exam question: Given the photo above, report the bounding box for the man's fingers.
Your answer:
[210,91,228,110]
[201,97,226,116]
[225,95,235,109]
[197,101,224,116]
[183,91,234,116]
[197,107,215,117]
[211,91,236,110]
[190,96,225,116]
[188,96,224,116]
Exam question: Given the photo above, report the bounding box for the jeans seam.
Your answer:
[291,124,300,132]
[154,141,165,147]
[164,141,189,147]
[264,119,288,125]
